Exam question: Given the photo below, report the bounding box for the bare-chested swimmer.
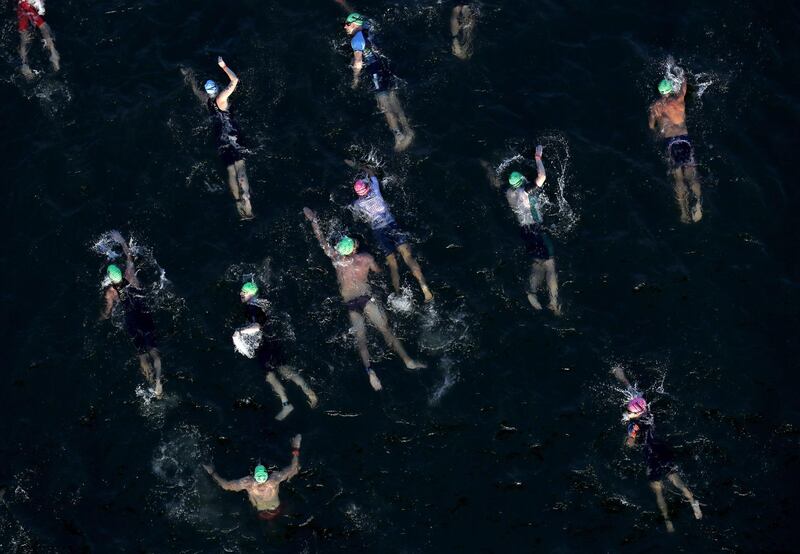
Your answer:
[203,434,302,521]
[304,208,426,391]
[611,366,703,532]
[648,67,703,223]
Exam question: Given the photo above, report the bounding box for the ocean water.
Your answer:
[2,0,799,552]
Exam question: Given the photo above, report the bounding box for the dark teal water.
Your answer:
[2,0,799,552]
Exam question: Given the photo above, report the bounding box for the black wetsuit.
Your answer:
[110,279,157,353]
[208,98,246,166]
[629,420,677,482]
[244,300,285,370]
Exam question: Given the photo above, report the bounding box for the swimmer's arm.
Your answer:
[217,58,239,104]
[304,208,335,258]
[180,67,206,104]
[648,104,658,130]
[368,255,382,274]
[119,242,142,289]
[100,288,117,320]
[204,465,249,492]
[534,145,546,187]
[334,0,355,14]
[352,51,363,87]
[676,78,687,102]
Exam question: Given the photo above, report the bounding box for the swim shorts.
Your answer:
[124,309,158,354]
[372,222,408,256]
[520,224,553,261]
[345,295,372,314]
[367,62,394,94]
[257,506,280,520]
[665,135,696,169]
[644,438,677,482]
[218,144,246,167]
[256,338,286,371]
[18,2,45,32]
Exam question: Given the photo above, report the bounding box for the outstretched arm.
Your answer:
[180,67,206,104]
[203,464,249,492]
[334,0,355,14]
[344,158,379,179]
[274,435,302,483]
[533,145,546,187]
[351,50,364,88]
[368,254,382,274]
[303,208,335,258]
[216,57,239,106]
[648,104,658,130]
[480,160,501,189]
[676,77,688,103]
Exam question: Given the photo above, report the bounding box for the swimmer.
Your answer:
[335,1,415,151]
[648,69,703,223]
[450,4,477,60]
[17,0,60,79]
[181,58,253,219]
[99,232,163,397]
[346,159,433,302]
[235,281,318,420]
[611,366,704,532]
[482,146,561,315]
[203,434,302,521]
[303,207,426,391]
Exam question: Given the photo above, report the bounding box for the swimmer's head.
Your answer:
[335,236,356,256]
[508,171,526,188]
[658,79,673,96]
[627,396,647,414]
[253,464,268,484]
[240,281,258,300]
[107,264,123,284]
[204,80,220,98]
[344,12,364,33]
[354,179,370,197]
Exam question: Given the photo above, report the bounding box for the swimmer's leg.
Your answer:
[398,244,432,302]
[684,165,703,222]
[458,5,476,59]
[450,6,465,59]
[19,30,33,79]
[667,472,702,520]
[277,365,318,408]
[234,160,254,219]
[150,348,163,398]
[226,164,244,215]
[364,301,426,370]
[544,258,561,316]
[138,353,155,386]
[349,310,382,391]
[672,168,691,224]
[39,23,60,72]
[266,370,293,420]
[376,93,404,150]
[387,91,414,148]
[527,260,544,310]
[385,253,402,295]
[649,480,674,533]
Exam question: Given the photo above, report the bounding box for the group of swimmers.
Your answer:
[13,0,708,530]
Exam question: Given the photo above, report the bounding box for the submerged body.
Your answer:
[17,0,60,79]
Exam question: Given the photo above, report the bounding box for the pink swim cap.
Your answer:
[354,179,369,196]
[627,396,647,414]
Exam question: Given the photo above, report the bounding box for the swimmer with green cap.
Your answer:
[100,232,164,397]
[235,280,318,420]
[482,145,561,315]
[304,207,426,391]
[204,434,302,520]
[649,63,703,223]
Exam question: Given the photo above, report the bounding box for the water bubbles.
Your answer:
[387,286,415,313]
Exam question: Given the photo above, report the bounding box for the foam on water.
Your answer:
[428,356,459,406]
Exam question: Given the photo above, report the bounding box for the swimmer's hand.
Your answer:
[535,145,543,160]
[179,66,193,78]
[291,434,302,449]
[303,207,317,221]
[344,159,358,168]
[217,57,226,68]
[202,464,215,475]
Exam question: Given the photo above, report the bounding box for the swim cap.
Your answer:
[346,12,364,25]
[336,236,356,256]
[627,396,647,414]
[204,80,219,97]
[354,179,369,196]
[658,79,673,95]
[241,281,258,296]
[508,171,525,188]
[107,264,123,284]
[253,464,268,484]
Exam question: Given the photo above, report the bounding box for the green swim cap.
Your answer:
[336,236,356,256]
[508,171,526,188]
[658,79,673,95]
[346,12,364,25]
[253,464,268,484]
[107,264,123,284]
[241,281,258,296]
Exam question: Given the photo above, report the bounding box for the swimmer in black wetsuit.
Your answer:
[234,281,318,421]
[181,57,254,219]
[100,232,163,397]
[304,207,426,391]
[483,145,561,315]
[335,0,415,151]
[611,366,703,532]
[450,3,477,60]
[17,0,60,79]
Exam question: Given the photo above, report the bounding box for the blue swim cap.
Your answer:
[204,80,219,97]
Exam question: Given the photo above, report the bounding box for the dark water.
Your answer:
[2,0,799,551]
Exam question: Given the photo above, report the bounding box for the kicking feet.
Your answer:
[422,285,434,303]
[527,292,543,310]
[366,368,383,391]
[691,203,703,223]
[21,64,34,80]
[404,359,427,370]
[691,499,703,520]
[275,403,294,421]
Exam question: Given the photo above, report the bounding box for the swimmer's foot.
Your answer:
[366,369,383,391]
[679,211,691,224]
[548,301,562,317]
[610,365,625,381]
[275,403,294,421]
[405,359,427,370]
[50,53,60,72]
[691,203,703,223]
[527,293,542,310]
[422,286,433,303]
[452,39,467,60]
[691,499,703,520]
[305,389,319,409]
[21,64,34,80]
[402,129,415,149]
[154,380,163,399]
[665,520,675,533]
